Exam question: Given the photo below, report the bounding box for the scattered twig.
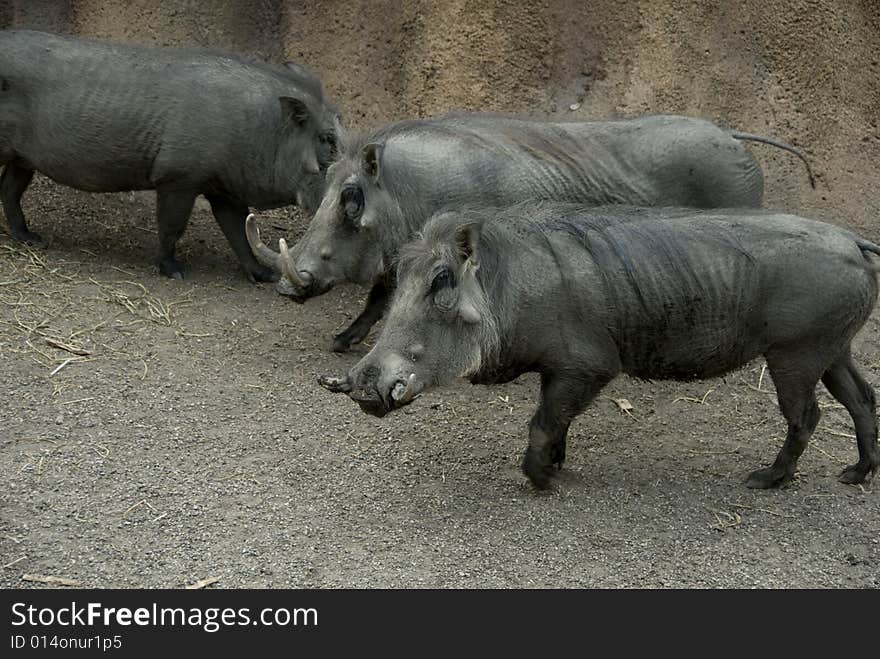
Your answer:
[2,556,27,569]
[803,494,837,501]
[687,449,738,456]
[21,574,82,587]
[823,429,857,439]
[186,576,220,590]
[710,510,742,531]
[813,444,846,464]
[50,358,77,376]
[44,336,91,356]
[25,338,55,363]
[606,397,635,418]
[731,503,794,518]
[122,499,146,517]
[673,388,714,405]
[69,320,107,340]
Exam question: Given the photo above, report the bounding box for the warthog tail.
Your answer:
[854,238,880,274]
[731,132,816,189]
[857,238,880,258]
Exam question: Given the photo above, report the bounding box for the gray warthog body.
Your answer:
[322,203,879,490]
[0,29,341,281]
[252,111,813,351]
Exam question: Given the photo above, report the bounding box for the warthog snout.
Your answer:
[318,355,422,417]
[317,370,390,417]
[246,214,327,302]
[275,269,314,302]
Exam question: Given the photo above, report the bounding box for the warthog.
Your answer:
[249,112,813,351]
[0,29,341,281]
[320,202,879,490]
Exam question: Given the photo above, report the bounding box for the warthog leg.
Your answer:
[820,350,879,484]
[156,187,197,279]
[1,163,40,246]
[207,195,278,284]
[522,371,612,489]
[332,281,390,353]
[746,346,826,489]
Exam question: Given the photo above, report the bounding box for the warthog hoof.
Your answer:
[745,465,794,489]
[159,257,185,280]
[332,323,372,353]
[246,263,279,284]
[331,336,351,353]
[838,459,878,485]
[549,439,566,469]
[522,446,554,489]
[13,229,45,248]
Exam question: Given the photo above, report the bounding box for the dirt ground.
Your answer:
[2,1,879,588]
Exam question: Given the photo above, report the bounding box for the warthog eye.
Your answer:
[319,132,338,159]
[430,267,455,295]
[340,186,364,225]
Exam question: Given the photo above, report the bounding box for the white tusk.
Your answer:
[392,373,419,404]
[245,214,283,271]
[317,374,352,393]
[278,238,306,288]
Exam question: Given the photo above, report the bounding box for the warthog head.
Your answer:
[319,211,499,416]
[275,61,343,217]
[247,139,408,302]
[275,100,344,221]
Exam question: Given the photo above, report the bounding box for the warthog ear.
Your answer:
[284,62,324,95]
[362,143,383,185]
[279,96,311,127]
[458,295,482,324]
[454,223,482,268]
[360,207,378,229]
[457,273,482,324]
[454,223,483,324]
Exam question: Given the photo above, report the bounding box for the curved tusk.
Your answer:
[392,373,419,404]
[278,238,307,288]
[245,214,283,271]
[317,374,352,393]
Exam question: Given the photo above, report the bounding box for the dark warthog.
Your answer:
[320,203,879,490]
[249,112,813,351]
[0,29,342,281]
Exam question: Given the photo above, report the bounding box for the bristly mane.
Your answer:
[336,114,485,162]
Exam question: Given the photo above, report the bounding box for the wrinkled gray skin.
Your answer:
[260,112,813,351]
[321,203,880,491]
[0,29,342,281]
